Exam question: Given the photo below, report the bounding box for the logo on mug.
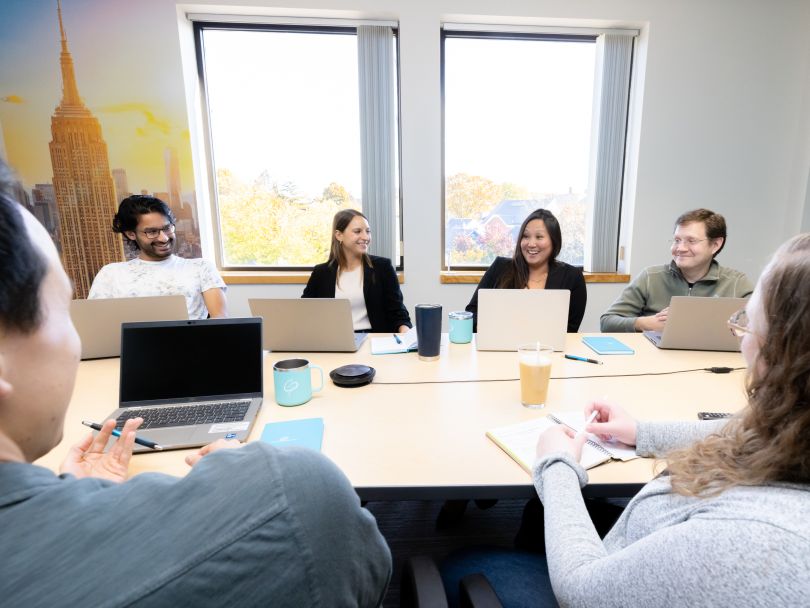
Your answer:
[283,379,300,394]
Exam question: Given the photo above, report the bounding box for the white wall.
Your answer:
[177,0,810,330]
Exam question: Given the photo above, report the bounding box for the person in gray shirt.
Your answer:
[0,160,391,607]
[601,209,753,333]
[444,233,810,607]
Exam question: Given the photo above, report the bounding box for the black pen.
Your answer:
[82,420,163,450]
[393,333,403,344]
[565,354,603,365]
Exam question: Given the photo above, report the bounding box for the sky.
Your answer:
[445,37,595,195]
[203,29,364,199]
[0,0,194,192]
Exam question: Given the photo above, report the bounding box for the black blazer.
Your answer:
[302,255,412,333]
[465,256,587,332]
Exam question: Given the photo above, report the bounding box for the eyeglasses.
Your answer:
[140,224,176,239]
[727,308,750,337]
[669,238,708,247]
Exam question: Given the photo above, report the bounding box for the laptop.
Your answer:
[105,318,264,452]
[643,296,747,351]
[475,289,570,351]
[71,296,188,360]
[249,298,368,352]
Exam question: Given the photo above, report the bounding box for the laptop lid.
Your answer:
[110,318,264,451]
[71,296,188,360]
[476,289,570,351]
[644,296,747,351]
[249,298,367,352]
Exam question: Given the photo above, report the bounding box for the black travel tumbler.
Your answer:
[415,304,442,361]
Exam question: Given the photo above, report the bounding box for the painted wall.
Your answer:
[3,0,810,330]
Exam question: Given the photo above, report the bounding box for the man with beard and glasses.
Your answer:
[89,195,227,319]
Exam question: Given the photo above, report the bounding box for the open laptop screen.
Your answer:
[120,318,263,404]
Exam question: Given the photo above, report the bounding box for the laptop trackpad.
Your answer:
[129,426,197,453]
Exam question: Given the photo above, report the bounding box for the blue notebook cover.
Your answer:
[260,418,324,451]
[582,336,635,355]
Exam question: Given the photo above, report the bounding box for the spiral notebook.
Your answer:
[486,412,638,473]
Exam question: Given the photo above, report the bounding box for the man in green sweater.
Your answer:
[601,209,753,333]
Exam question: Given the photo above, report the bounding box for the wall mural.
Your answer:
[0,0,201,297]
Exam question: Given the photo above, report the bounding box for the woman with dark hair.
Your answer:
[442,234,810,606]
[302,209,411,333]
[465,208,587,332]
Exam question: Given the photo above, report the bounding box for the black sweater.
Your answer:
[302,255,412,333]
[465,256,587,332]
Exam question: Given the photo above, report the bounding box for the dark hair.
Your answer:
[327,209,373,282]
[0,160,48,333]
[112,195,176,251]
[675,208,727,257]
[497,208,562,289]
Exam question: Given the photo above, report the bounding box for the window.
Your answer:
[442,28,634,272]
[194,22,400,269]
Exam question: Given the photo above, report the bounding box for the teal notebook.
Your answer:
[260,418,324,451]
[582,336,635,355]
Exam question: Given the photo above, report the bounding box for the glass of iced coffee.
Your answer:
[517,343,553,408]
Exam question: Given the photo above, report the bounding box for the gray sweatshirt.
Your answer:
[532,421,810,607]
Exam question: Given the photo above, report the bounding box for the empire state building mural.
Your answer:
[0,0,202,298]
[49,0,123,298]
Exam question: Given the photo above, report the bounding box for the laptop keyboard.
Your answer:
[115,401,251,430]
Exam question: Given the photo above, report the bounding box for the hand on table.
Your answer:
[634,307,668,332]
[60,418,142,483]
[535,425,587,462]
[585,400,638,446]
[185,438,243,467]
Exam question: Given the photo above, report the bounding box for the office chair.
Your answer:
[400,556,504,608]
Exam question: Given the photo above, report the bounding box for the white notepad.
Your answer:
[371,327,418,355]
[486,411,639,474]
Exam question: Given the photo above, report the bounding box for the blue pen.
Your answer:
[393,333,403,344]
[82,420,163,450]
[565,354,603,365]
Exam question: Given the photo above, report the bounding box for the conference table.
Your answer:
[37,333,747,500]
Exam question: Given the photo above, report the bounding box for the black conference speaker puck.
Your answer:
[329,364,376,387]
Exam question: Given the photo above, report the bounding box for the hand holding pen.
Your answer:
[59,418,145,483]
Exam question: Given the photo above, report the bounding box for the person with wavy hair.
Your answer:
[465,208,587,332]
[666,233,810,495]
[302,209,411,333]
[441,234,810,606]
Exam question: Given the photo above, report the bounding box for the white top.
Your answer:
[335,267,371,330]
[88,255,226,320]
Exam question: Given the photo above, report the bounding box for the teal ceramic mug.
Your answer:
[273,358,324,406]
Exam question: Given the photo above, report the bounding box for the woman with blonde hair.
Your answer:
[442,234,810,606]
[303,209,411,333]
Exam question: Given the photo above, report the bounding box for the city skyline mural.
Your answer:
[0,0,201,297]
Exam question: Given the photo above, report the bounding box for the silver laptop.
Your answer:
[475,289,570,351]
[249,298,368,352]
[71,296,188,360]
[643,296,747,351]
[105,318,263,452]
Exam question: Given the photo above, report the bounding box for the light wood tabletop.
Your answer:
[36,333,748,500]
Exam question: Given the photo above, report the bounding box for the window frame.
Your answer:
[439,27,629,272]
[192,21,403,271]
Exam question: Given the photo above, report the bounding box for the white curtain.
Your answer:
[357,25,397,262]
[585,33,634,272]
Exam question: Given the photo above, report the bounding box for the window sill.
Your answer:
[439,271,630,284]
[221,271,405,285]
